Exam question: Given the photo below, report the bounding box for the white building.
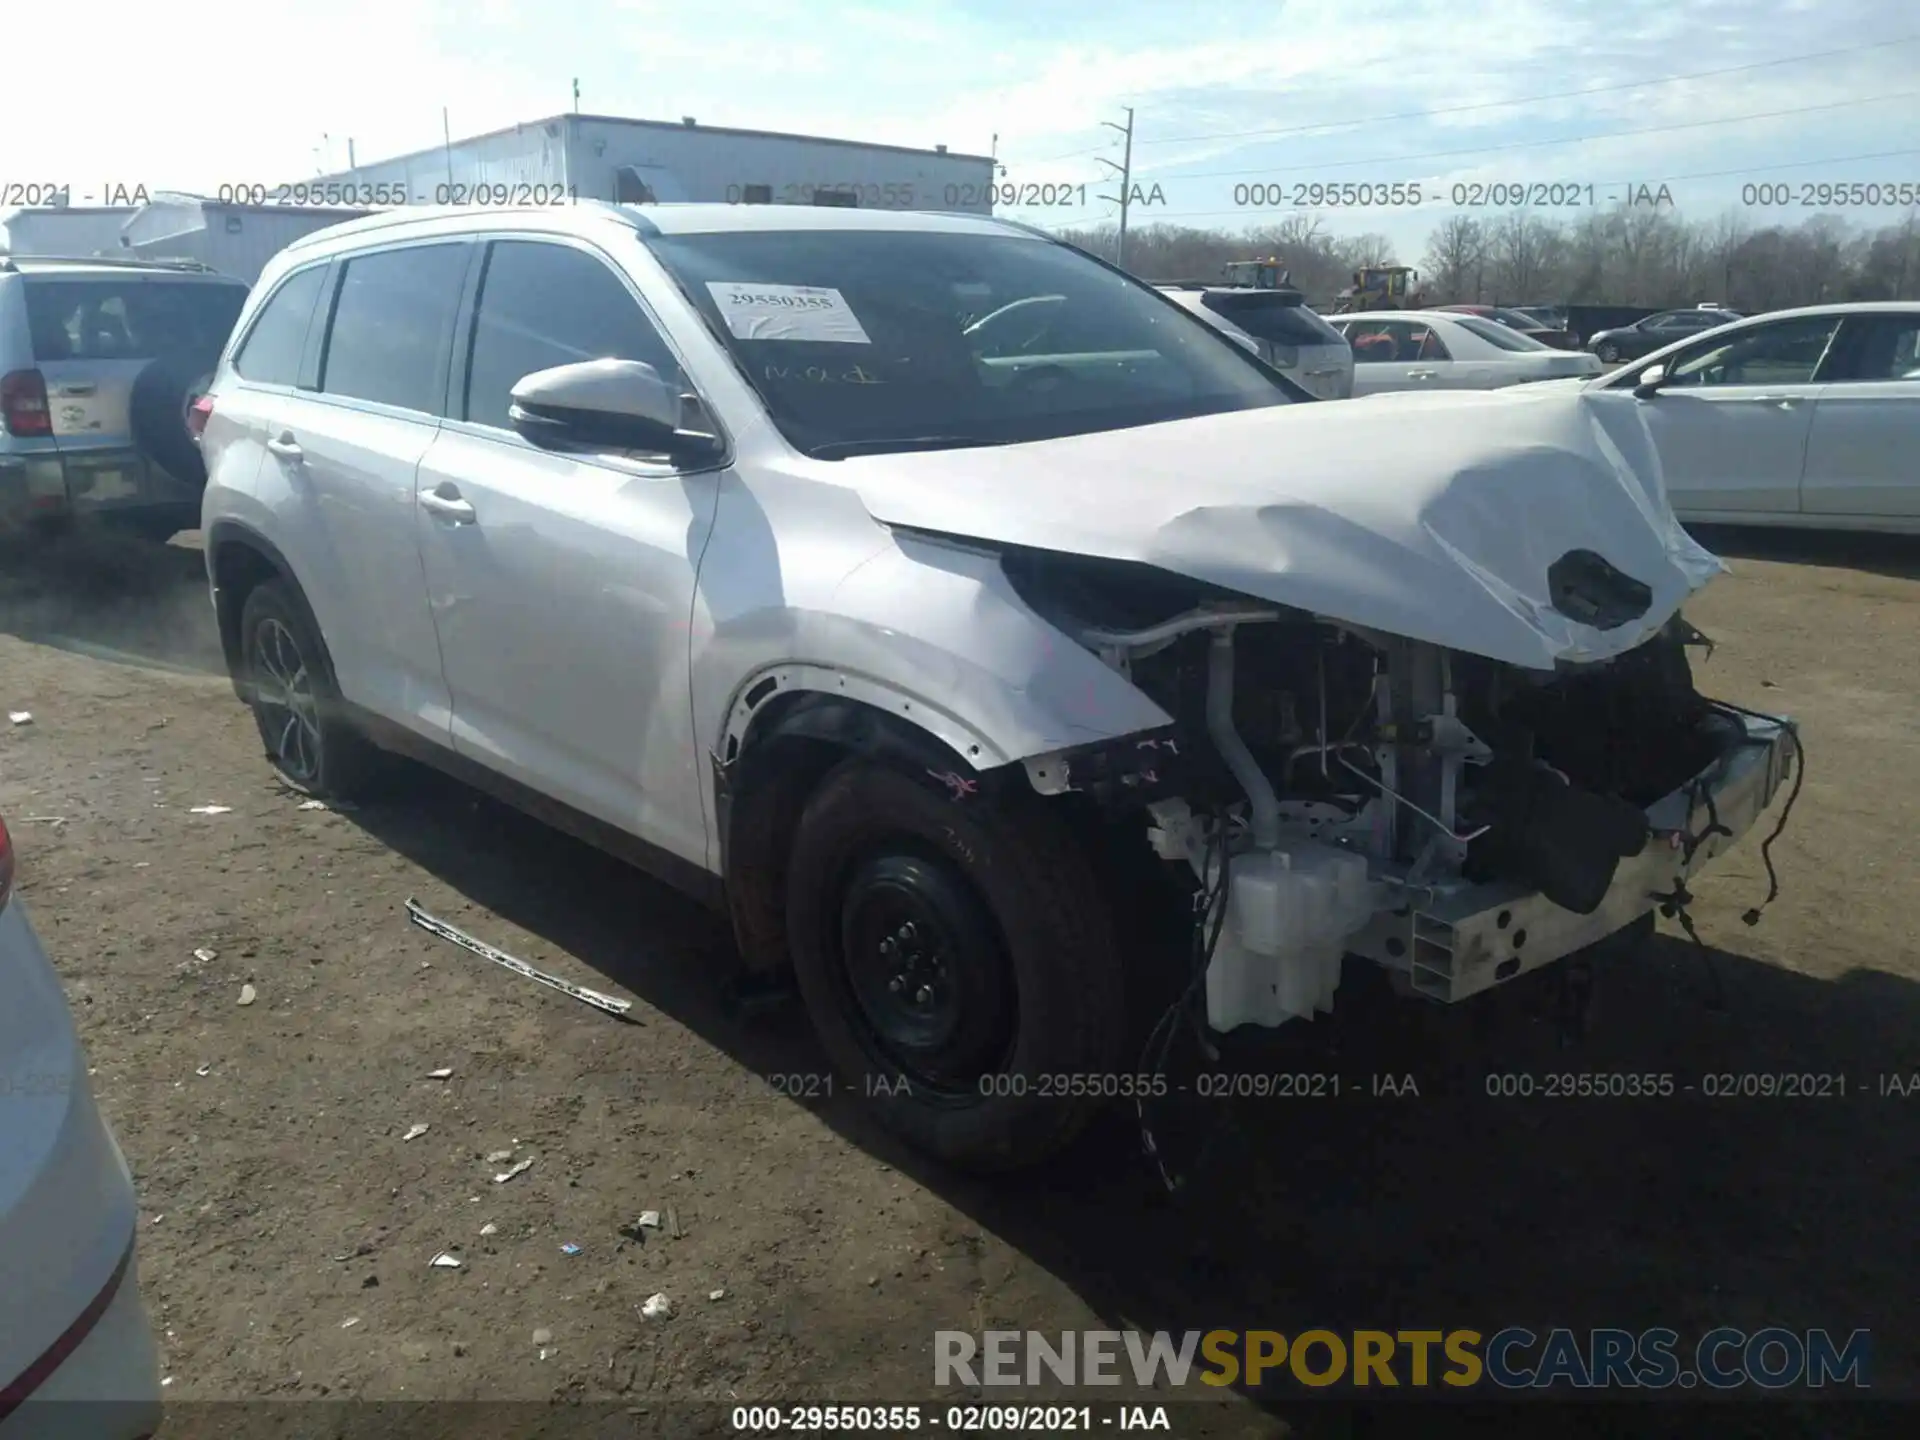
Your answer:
[0,196,368,281]
[301,112,998,214]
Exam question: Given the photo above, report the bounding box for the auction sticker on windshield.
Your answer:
[706,283,872,343]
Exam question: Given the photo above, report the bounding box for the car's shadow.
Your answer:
[344,764,1918,1433]
[1688,524,1919,583]
[0,527,225,675]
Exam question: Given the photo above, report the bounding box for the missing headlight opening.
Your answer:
[1004,550,1798,1156]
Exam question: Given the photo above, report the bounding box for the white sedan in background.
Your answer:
[1329,310,1603,395]
[1572,302,1920,534]
[0,810,162,1439]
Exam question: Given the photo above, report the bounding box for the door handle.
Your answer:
[418,487,476,523]
[265,432,303,460]
[55,382,97,397]
[1407,368,1438,379]
[1754,395,1798,407]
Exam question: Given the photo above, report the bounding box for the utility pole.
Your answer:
[1094,107,1135,269]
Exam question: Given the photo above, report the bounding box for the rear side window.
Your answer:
[233,265,328,385]
[320,244,468,414]
[1199,292,1339,346]
[1453,316,1550,352]
[23,278,246,363]
[462,240,681,431]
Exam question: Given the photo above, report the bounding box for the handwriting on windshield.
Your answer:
[764,364,886,385]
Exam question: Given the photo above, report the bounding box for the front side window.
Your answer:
[1843,316,1920,381]
[1664,316,1842,388]
[233,265,328,385]
[643,228,1291,457]
[462,240,682,432]
[24,278,246,363]
[319,244,468,414]
[1344,320,1449,363]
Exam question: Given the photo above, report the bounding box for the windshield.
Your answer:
[1453,315,1552,352]
[1487,306,1548,331]
[645,228,1294,458]
[1199,291,1344,347]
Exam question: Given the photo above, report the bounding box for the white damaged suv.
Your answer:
[198,203,1798,1171]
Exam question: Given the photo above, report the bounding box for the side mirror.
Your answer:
[1632,364,1667,400]
[508,358,705,456]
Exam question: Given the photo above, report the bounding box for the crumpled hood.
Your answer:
[838,384,1725,670]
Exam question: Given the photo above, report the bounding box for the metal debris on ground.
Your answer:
[493,1156,534,1184]
[429,1252,462,1269]
[479,1222,498,1236]
[403,1124,429,1142]
[426,1067,454,1079]
[709,1288,726,1301]
[560,1243,582,1256]
[484,1149,513,1164]
[189,805,232,816]
[19,815,64,826]
[340,1317,361,1330]
[7,712,30,725]
[193,948,217,963]
[195,1064,211,1077]
[298,799,328,810]
[641,1293,673,1320]
[404,897,634,1018]
[636,1210,661,1230]
[236,983,257,1006]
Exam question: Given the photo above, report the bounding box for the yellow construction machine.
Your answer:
[1330,265,1424,313]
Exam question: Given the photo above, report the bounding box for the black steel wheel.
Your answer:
[784,758,1124,1172]
[836,851,1016,1093]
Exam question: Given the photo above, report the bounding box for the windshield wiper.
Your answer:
[804,435,999,460]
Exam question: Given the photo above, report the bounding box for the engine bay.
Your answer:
[1002,546,1776,1033]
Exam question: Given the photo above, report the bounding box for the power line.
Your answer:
[993,33,1919,170]
[1137,90,1920,184]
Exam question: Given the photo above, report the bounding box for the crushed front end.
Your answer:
[1007,552,1800,1032]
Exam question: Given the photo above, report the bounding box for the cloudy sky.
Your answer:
[6,0,1916,256]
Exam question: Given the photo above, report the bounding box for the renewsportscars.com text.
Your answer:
[935,1327,1872,1391]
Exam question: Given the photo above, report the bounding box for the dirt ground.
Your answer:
[0,525,1914,1435]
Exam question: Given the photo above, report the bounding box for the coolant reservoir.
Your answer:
[1206,843,1376,1031]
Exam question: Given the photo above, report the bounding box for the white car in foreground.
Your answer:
[0,812,162,1438]
[1330,310,1602,395]
[198,202,1795,1172]
[1156,284,1354,398]
[1569,302,1920,534]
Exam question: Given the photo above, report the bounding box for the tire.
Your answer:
[784,759,1124,1172]
[129,353,217,489]
[237,579,385,800]
[1597,342,1621,365]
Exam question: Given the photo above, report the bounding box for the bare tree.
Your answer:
[1421,215,1486,302]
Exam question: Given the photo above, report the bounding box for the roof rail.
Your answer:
[0,254,221,273]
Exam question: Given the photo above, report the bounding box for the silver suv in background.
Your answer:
[1156,283,1354,398]
[0,255,249,541]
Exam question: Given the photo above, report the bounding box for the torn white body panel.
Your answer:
[832,385,1723,670]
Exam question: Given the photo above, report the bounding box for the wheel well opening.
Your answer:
[210,538,280,670]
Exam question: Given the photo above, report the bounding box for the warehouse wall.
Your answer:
[299,116,995,214]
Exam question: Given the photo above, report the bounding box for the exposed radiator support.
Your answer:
[1207,628,1280,850]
